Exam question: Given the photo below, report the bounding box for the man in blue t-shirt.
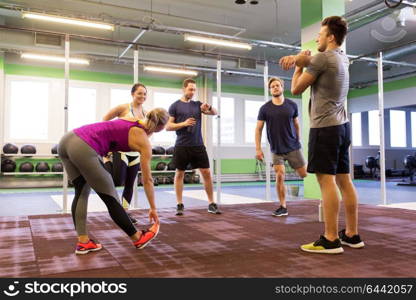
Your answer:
[166,78,221,216]
[255,77,307,217]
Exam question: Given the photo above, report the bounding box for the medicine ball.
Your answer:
[51,144,58,154]
[35,162,50,172]
[1,159,16,172]
[166,146,175,155]
[155,161,167,171]
[192,174,200,184]
[152,146,166,155]
[167,175,174,184]
[153,176,159,186]
[2,143,18,154]
[19,162,34,172]
[51,162,63,172]
[404,155,416,169]
[167,161,176,170]
[21,144,36,154]
[184,173,192,184]
[365,156,376,169]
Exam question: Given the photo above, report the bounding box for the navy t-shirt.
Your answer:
[168,99,204,146]
[257,99,301,154]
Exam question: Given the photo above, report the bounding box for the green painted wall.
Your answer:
[300,0,344,199]
[348,76,416,99]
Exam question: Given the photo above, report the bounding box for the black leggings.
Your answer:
[58,131,137,237]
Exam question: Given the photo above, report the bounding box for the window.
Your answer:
[368,110,380,146]
[412,112,416,148]
[9,81,49,140]
[68,87,97,130]
[245,100,264,143]
[212,96,235,144]
[351,112,362,146]
[390,110,407,147]
[152,91,182,144]
[110,88,131,108]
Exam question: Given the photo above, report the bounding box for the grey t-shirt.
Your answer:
[306,48,349,128]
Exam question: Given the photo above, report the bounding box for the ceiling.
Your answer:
[0,0,415,87]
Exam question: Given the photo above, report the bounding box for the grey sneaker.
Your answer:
[176,203,184,216]
[208,203,221,214]
[272,206,288,217]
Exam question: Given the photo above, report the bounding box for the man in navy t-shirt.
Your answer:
[166,78,221,216]
[255,77,307,217]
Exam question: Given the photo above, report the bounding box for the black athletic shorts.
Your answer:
[172,145,210,170]
[307,122,351,175]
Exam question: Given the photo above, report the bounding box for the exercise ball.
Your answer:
[2,143,18,154]
[192,174,200,184]
[21,144,36,154]
[1,159,16,172]
[51,162,63,172]
[166,146,175,155]
[184,173,192,183]
[167,161,176,170]
[35,162,50,172]
[51,144,58,154]
[155,161,167,171]
[19,162,34,172]
[404,155,416,169]
[365,156,376,169]
[152,146,166,155]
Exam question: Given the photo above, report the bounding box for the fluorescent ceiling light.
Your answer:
[22,12,114,31]
[21,53,90,65]
[144,66,198,76]
[184,34,252,50]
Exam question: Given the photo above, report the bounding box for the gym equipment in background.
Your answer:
[35,162,50,172]
[51,144,58,154]
[398,153,416,186]
[2,143,18,154]
[152,146,166,155]
[21,145,37,154]
[51,162,64,172]
[1,159,16,172]
[166,146,175,155]
[19,162,34,172]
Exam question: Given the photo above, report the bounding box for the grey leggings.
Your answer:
[58,131,137,237]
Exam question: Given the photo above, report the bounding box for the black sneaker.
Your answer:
[208,203,221,214]
[339,229,365,248]
[127,213,138,224]
[301,235,344,254]
[272,206,288,217]
[176,203,184,216]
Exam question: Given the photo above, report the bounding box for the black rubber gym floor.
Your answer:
[1,200,415,278]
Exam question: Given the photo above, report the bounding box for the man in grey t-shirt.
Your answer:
[279,16,364,254]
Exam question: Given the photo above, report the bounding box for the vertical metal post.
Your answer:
[132,45,139,208]
[63,34,70,213]
[216,59,222,204]
[377,52,387,205]
[263,61,271,202]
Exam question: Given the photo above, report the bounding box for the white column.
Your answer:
[377,52,387,205]
[132,46,139,208]
[63,34,70,213]
[263,61,271,202]
[216,59,222,204]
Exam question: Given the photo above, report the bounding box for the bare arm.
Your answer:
[293,117,301,140]
[201,103,217,115]
[102,104,127,121]
[291,67,316,95]
[255,120,265,161]
[128,128,158,223]
[165,116,195,131]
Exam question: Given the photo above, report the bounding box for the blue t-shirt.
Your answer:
[257,99,301,154]
[168,99,204,147]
